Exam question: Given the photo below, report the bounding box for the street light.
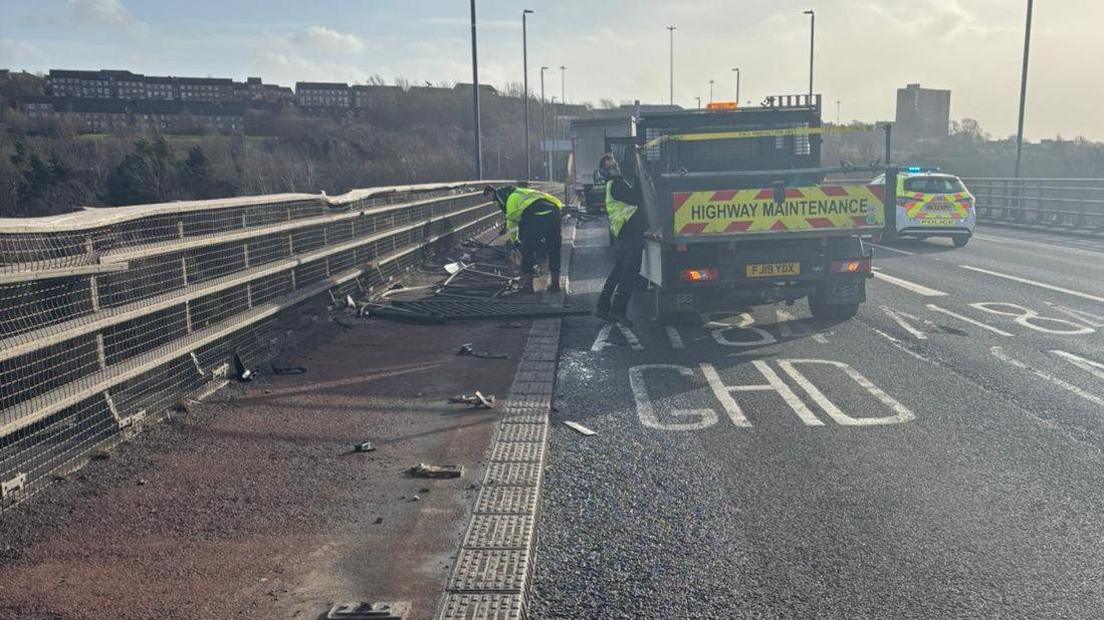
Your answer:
[1014,0,1034,178]
[836,99,841,125]
[695,96,701,109]
[731,67,740,103]
[522,9,534,181]
[550,95,558,182]
[666,26,676,105]
[540,66,548,180]
[708,79,715,104]
[559,65,566,105]
[469,0,482,179]
[803,10,815,102]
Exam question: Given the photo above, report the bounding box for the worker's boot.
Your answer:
[547,272,561,293]
[519,273,535,294]
[610,293,633,327]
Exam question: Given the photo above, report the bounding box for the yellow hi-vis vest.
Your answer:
[605,180,638,238]
[504,188,563,238]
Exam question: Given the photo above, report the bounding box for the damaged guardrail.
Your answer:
[0,180,551,507]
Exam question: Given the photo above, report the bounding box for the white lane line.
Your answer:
[665,326,685,349]
[926,303,1014,336]
[959,265,1104,304]
[991,346,1104,408]
[869,243,916,256]
[882,306,928,340]
[870,327,930,362]
[1050,350,1104,382]
[871,269,948,297]
[972,233,1104,258]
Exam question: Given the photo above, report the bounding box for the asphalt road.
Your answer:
[530,223,1104,618]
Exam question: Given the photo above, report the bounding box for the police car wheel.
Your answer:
[952,235,970,248]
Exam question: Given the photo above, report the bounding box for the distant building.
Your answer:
[47,70,111,98]
[895,83,950,138]
[175,76,234,102]
[145,75,175,100]
[296,82,351,107]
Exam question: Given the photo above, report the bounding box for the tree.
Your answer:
[102,136,177,206]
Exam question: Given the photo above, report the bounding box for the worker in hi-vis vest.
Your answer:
[484,185,564,293]
[595,153,646,326]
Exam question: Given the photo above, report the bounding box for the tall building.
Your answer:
[895,83,951,138]
[295,82,351,107]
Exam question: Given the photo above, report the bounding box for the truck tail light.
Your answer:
[830,258,871,274]
[680,268,719,282]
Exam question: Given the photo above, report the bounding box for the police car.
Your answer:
[874,167,976,247]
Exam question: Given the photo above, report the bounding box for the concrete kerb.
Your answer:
[436,216,578,620]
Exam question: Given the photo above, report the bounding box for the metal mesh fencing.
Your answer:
[0,180,534,508]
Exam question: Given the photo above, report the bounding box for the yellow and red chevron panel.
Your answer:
[671,184,886,237]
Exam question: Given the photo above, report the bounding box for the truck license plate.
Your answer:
[746,262,800,277]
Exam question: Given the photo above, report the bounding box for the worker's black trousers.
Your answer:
[519,208,562,276]
[597,216,644,315]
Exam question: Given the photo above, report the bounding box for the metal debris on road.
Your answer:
[354,441,375,453]
[326,601,410,620]
[563,421,597,436]
[448,391,495,408]
[456,343,510,359]
[410,463,464,479]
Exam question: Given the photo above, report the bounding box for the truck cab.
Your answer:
[621,96,896,322]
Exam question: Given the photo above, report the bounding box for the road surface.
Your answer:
[530,223,1104,618]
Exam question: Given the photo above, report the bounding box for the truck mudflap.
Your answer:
[822,275,867,305]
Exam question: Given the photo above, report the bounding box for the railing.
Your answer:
[0,180,541,506]
[964,178,1104,232]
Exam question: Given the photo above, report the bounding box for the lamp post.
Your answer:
[522,9,533,181]
[695,96,701,109]
[540,66,548,180]
[803,10,815,102]
[469,0,482,179]
[731,67,740,103]
[666,26,676,105]
[1014,0,1034,179]
[708,79,715,103]
[550,96,558,181]
[559,65,566,105]
[836,99,841,125]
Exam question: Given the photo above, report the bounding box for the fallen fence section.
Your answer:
[0,180,555,508]
[965,178,1104,232]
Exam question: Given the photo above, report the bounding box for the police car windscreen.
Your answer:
[904,177,964,193]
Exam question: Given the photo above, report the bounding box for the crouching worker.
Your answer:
[484,185,564,293]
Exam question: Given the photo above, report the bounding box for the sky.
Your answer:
[2,0,1103,141]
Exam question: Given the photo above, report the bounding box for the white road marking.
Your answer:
[629,364,718,431]
[991,346,1104,408]
[775,309,829,343]
[972,233,1104,258]
[700,361,820,427]
[870,327,931,362]
[590,323,644,352]
[959,265,1104,304]
[871,270,948,297]
[970,302,1094,335]
[882,306,928,340]
[1050,350,1104,383]
[1044,302,1104,328]
[869,243,916,256]
[925,303,1014,336]
[665,326,685,349]
[708,312,777,348]
[777,359,915,426]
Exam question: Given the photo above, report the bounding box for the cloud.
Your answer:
[291,26,365,55]
[0,39,46,64]
[55,0,141,29]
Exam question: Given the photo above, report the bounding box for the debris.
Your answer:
[448,391,495,408]
[90,451,111,461]
[419,487,430,493]
[137,478,148,486]
[563,421,597,436]
[444,261,466,275]
[456,344,510,360]
[410,463,464,479]
[271,364,307,375]
[231,353,253,382]
[411,494,421,502]
[354,441,375,453]
[373,516,383,524]
[356,303,371,318]
[326,601,410,620]
[495,322,525,329]
[345,294,357,308]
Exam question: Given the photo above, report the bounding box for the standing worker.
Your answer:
[484,185,564,293]
[596,153,646,326]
